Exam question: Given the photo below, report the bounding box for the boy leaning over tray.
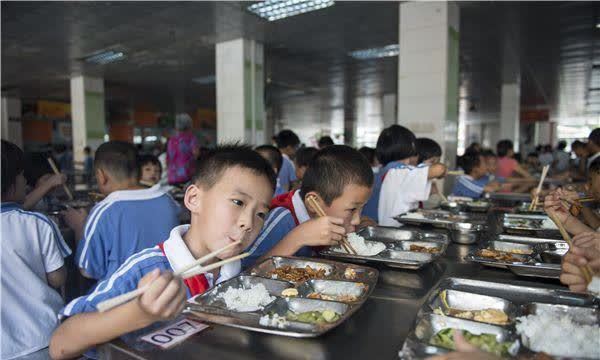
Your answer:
[242,145,374,268]
[50,144,276,359]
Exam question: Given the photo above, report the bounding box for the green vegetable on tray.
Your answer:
[430,328,514,357]
[285,310,340,325]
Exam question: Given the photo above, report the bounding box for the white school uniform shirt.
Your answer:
[1,203,71,359]
[378,165,432,226]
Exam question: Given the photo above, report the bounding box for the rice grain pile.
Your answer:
[516,311,600,358]
[332,233,386,256]
[217,283,275,312]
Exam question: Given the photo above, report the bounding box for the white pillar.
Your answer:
[216,38,265,145]
[1,97,23,148]
[382,93,397,128]
[398,2,460,168]
[499,83,520,151]
[70,76,106,163]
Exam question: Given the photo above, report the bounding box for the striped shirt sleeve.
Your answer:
[76,202,114,279]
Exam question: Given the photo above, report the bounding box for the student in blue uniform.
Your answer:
[62,141,180,281]
[255,145,284,196]
[452,154,501,198]
[275,129,300,192]
[242,145,373,268]
[363,125,447,226]
[1,140,71,360]
[50,144,276,359]
[293,146,318,184]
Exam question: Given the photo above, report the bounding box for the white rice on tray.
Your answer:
[541,218,558,230]
[217,283,274,312]
[332,233,386,256]
[516,311,600,358]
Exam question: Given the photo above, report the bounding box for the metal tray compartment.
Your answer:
[507,262,562,279]
[394,211,486,244]
[487,240,534,254]
[265,297,349,327]
[502,214,561,238]
[295,279,368,303]
[191,275,291,312]
[522,303,600,326]
[250,257,335,282]
[428,290,520,326]
[514,202,545,215]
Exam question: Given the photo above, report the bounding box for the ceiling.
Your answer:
[2,1,600,124]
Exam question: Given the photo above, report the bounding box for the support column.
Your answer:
[398,2,460,168]
[1,97,23,148]
[216,38,265,145]
[499,83,520,150]
[382,93,397,128]
[70,75,106,163]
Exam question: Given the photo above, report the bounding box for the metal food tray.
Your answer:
[502,213,562,238]
[395,210,487,244]
[319,226,449,270]
[440,201,491,213]
[185,256,378,338]
[514,202,545,215]
[399,277,600,359]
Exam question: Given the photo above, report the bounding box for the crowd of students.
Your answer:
[1,124,599,360]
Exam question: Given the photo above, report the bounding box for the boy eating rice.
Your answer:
[242,145,374,267]
[50,144,276,359]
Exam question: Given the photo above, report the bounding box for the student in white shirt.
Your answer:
[1,140,71,360]
[363,125,446,226]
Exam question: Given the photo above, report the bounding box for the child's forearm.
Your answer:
[580,207,600,231]
[563,214,594,236]
[23,183,53,210]
[50,300,151,359]
[262,233,304,261]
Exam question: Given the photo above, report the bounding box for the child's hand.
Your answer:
[561,245,600,292]
[137,269,187,323]
[62,207,88,234]
[543,190,570,223]
[573,232,600,251]
[296,216,346,247]
[37,173,66,190]
[428,163,447,179]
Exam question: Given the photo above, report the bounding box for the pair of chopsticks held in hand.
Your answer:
[96,243,249,312]
[305,195,358,255]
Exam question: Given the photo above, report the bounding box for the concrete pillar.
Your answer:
[1,97,23,148]
[499,83,520,151]
[398,2,460,167]
[70,75,106,163]
[216,38,265,145]
[382,93,397,128]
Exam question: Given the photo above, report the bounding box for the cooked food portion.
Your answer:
[216,283,275,312]
[344,268,357,280]
[441,308,510,326]
[281,288,298,297]
[285,310,341,325]
[307,292,358,302]
[332,233,386,256]
[476,248,523,262]
[430,328,515,357]
[267,265,327,283]
[409,244,440,254]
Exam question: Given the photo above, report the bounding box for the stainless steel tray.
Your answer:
[502,213,562,238]
[185,256,378,337]
[399,277,600,359]
[514,202,545,215]
[319,226,448,269]
[440,200,491,213]
[506,262,562,279]
[394,210,487,244]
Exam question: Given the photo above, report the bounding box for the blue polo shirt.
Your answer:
[451,175,490,198]
[76,184,180,280]
[277,155,297,192]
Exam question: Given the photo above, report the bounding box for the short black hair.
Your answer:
[527,152,538,158]
[415,138,442,164]
[1,140,24,196]
[496,140,514,157]
[193,144,276,191]
[375,125,416,166]
[590,157,600,175]
[480,149,496,158]
[572,140,586,149]
[84,146,91,154]
[295,147,318,168]
[317,136,334,148]
[300,145,373,205]
[557,141,567,151]
[255,145,283,175]
[358,146,376,166]
[589,128,600,147]
[94,141,140,181]
[139,154,162,173]
[275,129,300,149]
[460,154,482,175]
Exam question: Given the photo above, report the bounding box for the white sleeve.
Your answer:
[378,167,431,226]
[39,222,65,273]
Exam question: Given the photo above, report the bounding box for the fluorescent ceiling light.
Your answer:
[192,75,216,85]
[83,50,125,65]
[248,0,335,21]
[596,23,600,28]
[349,44,400,60]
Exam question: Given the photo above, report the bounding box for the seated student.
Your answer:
[544,158,600,236]
[62,141,180,281]
[50,145,276,359]
[358,146,379,174]
[451,154,501,198]
[294,146,318,184]
[362,125,446,226]
[255,145,284,196]
[242,145,373,267]
[1,140,71,360]
[415,138,442,165]
[275,129,300,193]
[139,154,162,187]
[496,139,534,180]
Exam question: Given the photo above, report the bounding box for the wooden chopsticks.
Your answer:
[547,212,593,284]
[305,195,358,255]
[446,170,464,176]
[47,157,74,200]
[96,241,245,312]
[529,165,550,211]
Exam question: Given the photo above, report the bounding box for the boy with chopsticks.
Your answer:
[242,145,374,268]
[1,140,72,360]
[50,145,276,359]
[62,141,180,281]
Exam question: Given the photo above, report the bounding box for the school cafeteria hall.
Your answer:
[1,1,600,360]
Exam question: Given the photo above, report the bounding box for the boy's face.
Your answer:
[471,157,487,179]
[188,166,273,259]
[317,184,372,234]
[423,156,440,165]
[141,163,161,185]
[485,156,497,174]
